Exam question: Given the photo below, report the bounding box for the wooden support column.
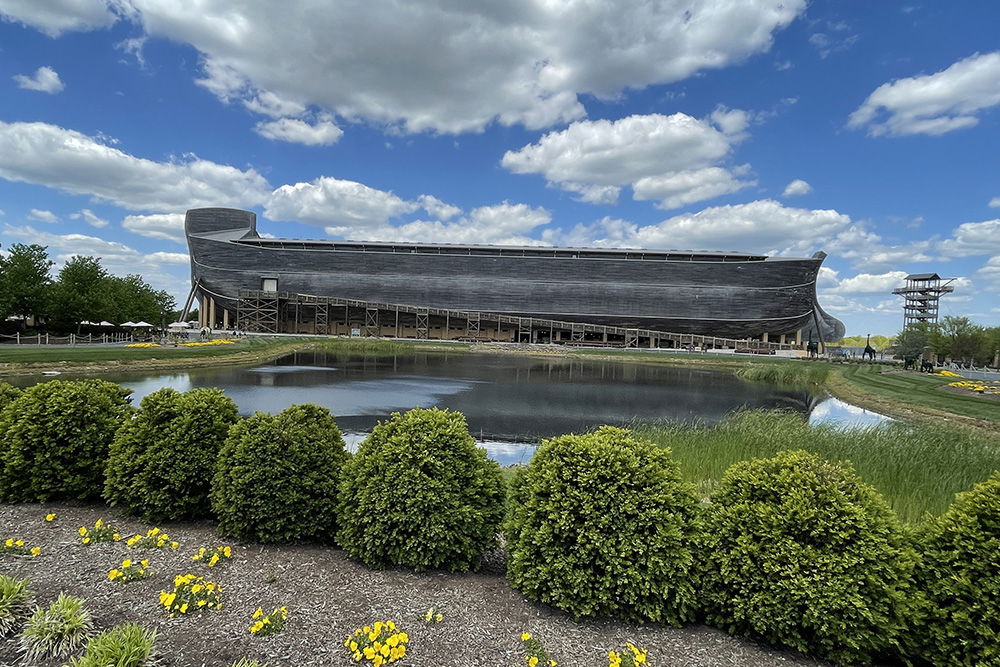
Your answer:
[208,297,216,329]
[762,332,769,343]
[795,328,803,346]
[198,296,206,328]
[222,308,230,330]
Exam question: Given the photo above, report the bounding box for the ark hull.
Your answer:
[185,208,845,341]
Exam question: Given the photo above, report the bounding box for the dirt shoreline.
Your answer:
[0,502,823,667]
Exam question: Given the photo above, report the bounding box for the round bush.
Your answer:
[0,380,131,502]
[211,404,347,542]
[104,387,239,521]
[337,408,505,572]
[915,471,1000,666]
[504,426,701,623]
[700,449,916,664]
[0,382,21,411]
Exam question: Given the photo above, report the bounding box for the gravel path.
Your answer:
[1,503,825,667]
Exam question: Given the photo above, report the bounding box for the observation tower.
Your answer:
[892,273,954,327]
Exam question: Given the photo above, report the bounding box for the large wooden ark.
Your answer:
[185,208,844,348]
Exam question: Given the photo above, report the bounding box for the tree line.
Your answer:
[893,317,1000,367]
[0,243,178,332]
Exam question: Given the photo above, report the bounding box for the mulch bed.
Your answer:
[1,503,823,667]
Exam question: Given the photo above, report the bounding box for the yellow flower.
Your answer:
[425,608,433,622]
[208,553,220,567]
[78,527,88,536]
[45,513,56,521]
[197,600,206,607]
[349,641,358,652]
[180,603,189,614]
[171,541,179,549]
[14,539,23,547]
[223,546,232,557]
[140,559,149,568]
[122,559,132,569]
[82,537,91,544]
[521,632,532,641]
[113,533,121,541]
[435,613,443,622]
[95,519,103,528]
[373,656,384,667]
[3,538,11,547]
[363,647,375,659]
[30,546,41,557]
[529,658,539,667]
[253,607,263,619]
[149,527,159,536]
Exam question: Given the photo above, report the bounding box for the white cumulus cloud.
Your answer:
[0,121,271,211]
[115,0,803,134]
[0,0,119,37]
[989,197,1000,208]
[122,213,186,243]
[547,199,853,256]
[266,176,417,228]
[70,208,108,228]
[27,208,59,223]
[849,51,1000,136]
[502,113,754,209]
[254,117,343,146]
[827,270,909,294]
[782,179,812,197]
[13,66,64,93]
[328,202,552,246]
[939,218,1000,257]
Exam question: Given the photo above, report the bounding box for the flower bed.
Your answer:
[0,503,816,667]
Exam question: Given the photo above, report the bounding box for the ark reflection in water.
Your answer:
[185,207,844,348]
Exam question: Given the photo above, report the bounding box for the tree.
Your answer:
[893,322,934,360]
[937,316,984,363]
[49,256,110,328]
[104,274,175,325]
[0,244,53,323]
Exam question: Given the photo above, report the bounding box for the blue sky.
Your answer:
[0,0,998,336]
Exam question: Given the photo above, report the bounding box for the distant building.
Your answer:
[184,207,844,349]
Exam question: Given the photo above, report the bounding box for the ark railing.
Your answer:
[232,289,800,352]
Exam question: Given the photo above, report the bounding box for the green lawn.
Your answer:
[837,363,999,422]
[0,338,293,365]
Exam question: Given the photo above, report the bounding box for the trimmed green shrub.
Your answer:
[211,404,347,542]
[700,450,917,664]
[0,381,21,411]
[19,593,94,661]
[0,574,33,637]
[0,380,131,502]
[505,426,701,623]
[915,471,1000,666]
[337,408,505,572]
[67,623,160,667]
[104,387,239,521]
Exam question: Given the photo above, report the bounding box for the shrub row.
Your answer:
[0,379,997,664]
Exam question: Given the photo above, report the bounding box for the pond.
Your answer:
[11,351,889,465]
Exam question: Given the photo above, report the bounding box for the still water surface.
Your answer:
[18,351,889,465]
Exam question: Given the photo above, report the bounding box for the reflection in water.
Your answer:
[809,396,891,428]
[12,351,885,465]
[96,351,820,440]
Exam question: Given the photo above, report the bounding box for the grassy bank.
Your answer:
[0,336,467,376]
[733,362,829,386]
[637,410,1000,523]
[828,363,999,428]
